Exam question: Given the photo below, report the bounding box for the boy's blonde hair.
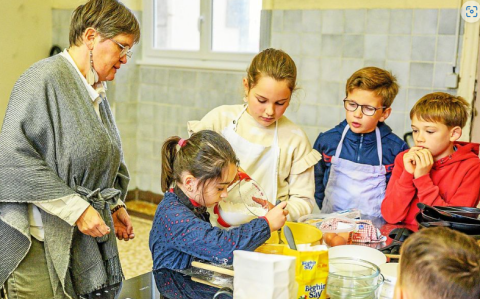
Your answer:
[399,227,480,299]
[410,92,470,128]
[345,67,398,108]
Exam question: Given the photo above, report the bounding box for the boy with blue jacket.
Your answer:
[313,67,408,217]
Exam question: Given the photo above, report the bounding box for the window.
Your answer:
[142,0,263,70]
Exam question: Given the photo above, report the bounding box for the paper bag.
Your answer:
[233,250,298,299]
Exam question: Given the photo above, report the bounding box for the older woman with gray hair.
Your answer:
[0,0,140,298]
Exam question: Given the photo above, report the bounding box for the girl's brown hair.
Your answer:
[161,130,239,193]
[69,0,141,46]
[410,92,470,128]
[245,48,297,93]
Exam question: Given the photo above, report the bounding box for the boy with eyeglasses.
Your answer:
[382,92,480,224]
[313,67,408,217]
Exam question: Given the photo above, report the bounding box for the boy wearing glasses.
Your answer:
[382,92,480,224]
[313,67,407,216]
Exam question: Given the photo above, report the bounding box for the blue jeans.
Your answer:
[5,238,55,299]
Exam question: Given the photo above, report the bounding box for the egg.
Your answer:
[323,233,337,246]
[330,235,347,247]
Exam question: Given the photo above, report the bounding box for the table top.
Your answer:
[116,217,412,299]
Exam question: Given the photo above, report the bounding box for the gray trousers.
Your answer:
[5,238,55,299]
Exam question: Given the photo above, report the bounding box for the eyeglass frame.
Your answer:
[343,98,386,116]
[110,38,132,59]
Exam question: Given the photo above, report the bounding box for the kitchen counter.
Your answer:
[114,219,409,299]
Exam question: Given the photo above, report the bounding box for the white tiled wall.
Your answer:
[53,8,463,194]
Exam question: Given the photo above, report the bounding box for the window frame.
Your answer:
[140,0,261,71]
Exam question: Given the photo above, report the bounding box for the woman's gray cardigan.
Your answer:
[0,54,130,298]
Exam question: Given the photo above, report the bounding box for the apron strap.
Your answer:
[334,126,350,157]
[334,125,383,166]
[375,127,382,166]
[232,105,248,131]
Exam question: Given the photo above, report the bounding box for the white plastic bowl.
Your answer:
[328,245,387,267]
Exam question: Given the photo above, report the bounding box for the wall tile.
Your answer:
[365,35,388,60]
[345,9,365,34]
[436,35,456,62]
[138,104,156,123]
[320,58,341,81]
[284,10,303,33]
[322,10,344,34]
[413,9,438,35]
[321,34,343,57]
[301,33,321,56]
[302,10,322,33]
[364,59,385,68]
[319,81,341,105]
[406,88,432,112]
[343,35,364,58]
[366,9,390,34]
[272,10,283,32]
[391,88,407,112]
[387,35,411,61]
[297,104,319,126]
[300,80,320,104]
[115,84,130,102]
[318,105,342,128]
[411,36,435,61]
[280,33,302,56]
[152,68,168,86]
[139,84,155,102]
[140,67,157,84]
[270,32,282,49]
[385,60,410,87]
[299,57,321,81]
[385,112,406,137]
[340,58,364,83]
[433,62,454,89]
[438,9,457,35]
[389,9,412,34]
[137,123,155,139]
[409,63,434,88]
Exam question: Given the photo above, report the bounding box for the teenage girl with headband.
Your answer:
[149,130,288,270]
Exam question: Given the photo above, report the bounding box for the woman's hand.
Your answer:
[265,202,288,232]
[413,149,434,179]
[76,206,110,237]
[112,207,135,241]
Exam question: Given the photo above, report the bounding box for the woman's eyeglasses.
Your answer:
[343,99,385,116]
[110,39,132,59]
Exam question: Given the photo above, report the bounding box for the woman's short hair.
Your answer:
[69,0,140,46]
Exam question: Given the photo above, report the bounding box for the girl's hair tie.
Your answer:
[178,138,187,147]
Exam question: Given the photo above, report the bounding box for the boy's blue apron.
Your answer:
[321,126,386,217]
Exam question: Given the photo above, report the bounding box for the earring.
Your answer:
[86,50,99,85]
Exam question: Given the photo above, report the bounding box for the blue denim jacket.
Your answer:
[149,188,271,270]
[313,120,408,209]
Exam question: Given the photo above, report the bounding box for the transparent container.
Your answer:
[327,258,384,299]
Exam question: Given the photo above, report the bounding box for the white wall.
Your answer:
[0,0,53,128]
